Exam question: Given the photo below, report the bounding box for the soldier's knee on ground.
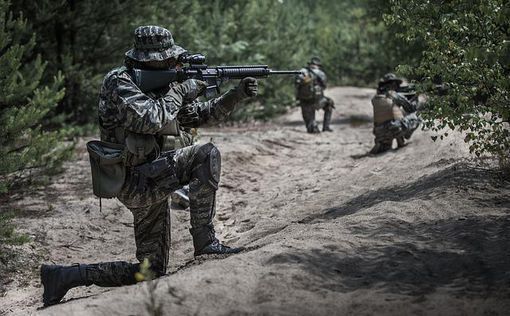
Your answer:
[191,142,221,190]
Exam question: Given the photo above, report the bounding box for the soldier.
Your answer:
[370,73,421,154]
[40,25,257,306]
[295,56,335,133]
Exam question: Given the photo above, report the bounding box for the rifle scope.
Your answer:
[178,53,206,65]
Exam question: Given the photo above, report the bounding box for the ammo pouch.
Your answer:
[86,140,126,198]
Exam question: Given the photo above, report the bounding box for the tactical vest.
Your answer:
[88,66,186,199]
[99,67,189,165]
[372,94,404,124]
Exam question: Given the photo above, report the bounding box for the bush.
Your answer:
[10,0,416,123]
[386,0,510,158]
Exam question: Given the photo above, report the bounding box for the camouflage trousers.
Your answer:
[300,96,334,133]
[82,143,219,286]
[371,113,421,154]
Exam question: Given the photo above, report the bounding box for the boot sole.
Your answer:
[194,247,245,258]
[193,253,231,260]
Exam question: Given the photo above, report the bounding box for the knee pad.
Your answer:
[191,143,221,190]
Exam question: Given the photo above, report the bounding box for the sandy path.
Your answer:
[1,87,509,315]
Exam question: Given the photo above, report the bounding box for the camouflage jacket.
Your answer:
[98,66,244,163]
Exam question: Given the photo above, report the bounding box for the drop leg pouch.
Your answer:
[86,140,126,198]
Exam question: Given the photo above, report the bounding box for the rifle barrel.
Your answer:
[270,70,302,75]
[217,65,268,69]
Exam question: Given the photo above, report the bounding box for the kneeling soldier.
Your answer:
[40,25,257,306]
[370,73,421,154]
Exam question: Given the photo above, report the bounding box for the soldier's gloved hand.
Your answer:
[176,104,200,128]
[237,77,258,98]
[176,79,208,101]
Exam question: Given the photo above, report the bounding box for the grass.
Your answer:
[0,211,30,245]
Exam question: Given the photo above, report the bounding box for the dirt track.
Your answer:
[2,87,510,316]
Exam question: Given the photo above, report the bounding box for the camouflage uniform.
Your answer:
[370,74,421,154]
[168,129,196,209]
[295,57,334,133]
[41,25,254,306]
[96,65,247,277]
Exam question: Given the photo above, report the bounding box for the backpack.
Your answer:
[296,68,324,101]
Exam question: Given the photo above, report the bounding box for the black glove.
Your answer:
[179,79,208,102]
[237,77,258,98]
[177,105,200,128]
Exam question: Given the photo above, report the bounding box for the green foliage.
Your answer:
[0,0,74,193]
[140,0,411,119]
[10,0,148,124]
[10,0,409,122]
[0,211,30,245]
[387,0,510,157]
[120,0,315,119]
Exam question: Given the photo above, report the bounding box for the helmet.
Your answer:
[125,25,186,62]
[308,56,322,66]
[379,73,403,85]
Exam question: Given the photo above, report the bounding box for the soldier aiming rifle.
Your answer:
[40,25,299,306]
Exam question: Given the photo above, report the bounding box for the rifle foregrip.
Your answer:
[218,68,269,79]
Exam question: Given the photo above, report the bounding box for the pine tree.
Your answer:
[10,0,150,124]
[0,0,72,193]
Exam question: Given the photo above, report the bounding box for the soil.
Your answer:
[1,87,509,316]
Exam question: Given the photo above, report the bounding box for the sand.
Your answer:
[1,87,509,316]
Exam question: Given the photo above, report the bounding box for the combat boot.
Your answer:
[370,142,382,154]
[370,142,391,154]
[308,125,321,134]
[40,264,91,306]
[191,225,244,256]
[323,107,333,132]
[196,239,244,256]
[396,136,407,148]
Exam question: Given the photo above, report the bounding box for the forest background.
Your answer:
[0,0,509,257]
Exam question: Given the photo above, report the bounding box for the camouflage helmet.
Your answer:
[125,25,186,62]
[379,73,403,85]
[308,56,322,66]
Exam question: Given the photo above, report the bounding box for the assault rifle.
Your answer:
[397,83,448,100]
[130,53,301,97]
